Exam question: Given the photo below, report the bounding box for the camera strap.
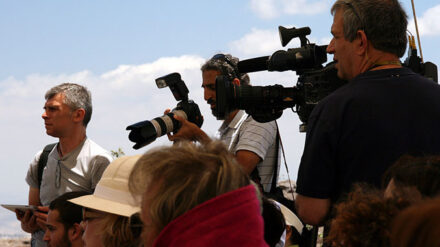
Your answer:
[269,129,280,194]
[275,121,295,199]
[367,60,402,71]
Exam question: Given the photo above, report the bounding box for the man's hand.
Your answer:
[35,206,49,230]
[16,209,40,233]
[164,109,211,144]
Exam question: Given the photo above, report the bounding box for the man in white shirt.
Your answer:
[16,83,112,247]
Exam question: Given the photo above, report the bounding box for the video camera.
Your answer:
[216,26,347,132]
[216,26,438,132]
[126,72,203,149]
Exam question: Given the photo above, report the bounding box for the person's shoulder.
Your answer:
[30,143,57,165]
[81,138,113,161]
[382,67,440,94]
[407,71,440,87]
[245,115,277,131]
[312,82,352,111]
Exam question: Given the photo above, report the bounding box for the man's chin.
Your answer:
[211,109,225,120]
[45,130,58,138]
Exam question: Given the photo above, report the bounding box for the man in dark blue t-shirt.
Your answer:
[295,0,440,226]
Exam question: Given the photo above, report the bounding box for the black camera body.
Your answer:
[216,26,347,131]
[126,72,203,149]
[215,25,437,132]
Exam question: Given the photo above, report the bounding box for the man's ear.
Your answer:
[355,30,368,55]
[72,108,85,124]
[68,223,83,241]
[232,78,241,86]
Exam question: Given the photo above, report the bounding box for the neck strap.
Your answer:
[368,60,402,71]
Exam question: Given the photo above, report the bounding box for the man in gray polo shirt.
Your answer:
[168,54,279,192]
[16,83,112,247]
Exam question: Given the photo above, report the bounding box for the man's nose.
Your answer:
[42,110,48,119]
[204,89,212,102]
[326,38,335,54]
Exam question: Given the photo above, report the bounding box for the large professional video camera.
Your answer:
[216,26,438,132]
[126,72,203,149]
[215,26,347,132]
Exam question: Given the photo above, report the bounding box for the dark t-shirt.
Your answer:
[296,67,440,202]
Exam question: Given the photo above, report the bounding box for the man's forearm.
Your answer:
[235,150,261,175]
[193,128,211,144]
[295,194,331,226]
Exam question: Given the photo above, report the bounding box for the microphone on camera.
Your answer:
[237,56,270,73]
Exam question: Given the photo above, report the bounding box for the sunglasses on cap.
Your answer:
[211,53,239,78]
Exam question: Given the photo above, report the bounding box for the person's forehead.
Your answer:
[48,209,62,224]
[45,93,66,105]
[332,9,344,29]
[50,92,65,100]
[202,70,221,84]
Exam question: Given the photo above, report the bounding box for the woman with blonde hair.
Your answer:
[129,140,268,247]
[69,155,142,247]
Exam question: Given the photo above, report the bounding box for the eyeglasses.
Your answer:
[55,160,61,188]
[211,53,239,78]
[129,213,143,238]
[82,208,106,222]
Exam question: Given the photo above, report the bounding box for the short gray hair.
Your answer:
[331,0,408,57]
[45,83,92,127]
[201,54,250,85]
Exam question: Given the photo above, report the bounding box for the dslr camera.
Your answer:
[126,72,203,149]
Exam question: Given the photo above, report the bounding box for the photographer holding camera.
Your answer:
[167,54,279,193]
[295,0,440,227]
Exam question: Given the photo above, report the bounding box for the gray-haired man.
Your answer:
[16,83,112,247]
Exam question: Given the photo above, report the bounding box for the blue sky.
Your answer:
[0,0,439,236]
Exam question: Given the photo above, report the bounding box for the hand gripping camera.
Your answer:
[126,73,203,149]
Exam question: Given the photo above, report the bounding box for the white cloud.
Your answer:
[281,0,328,15]
[0,54,209,201]
[0,53,304,178]
[408,4,440,37]
[0,54,309,235]
[249,0,328,19]
[229,27,331,58]
[229,28,293,57]
[101,55,204,87]
[250,0,279,19]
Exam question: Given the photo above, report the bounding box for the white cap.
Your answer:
[271,199,303,234]
[69,155,141,217]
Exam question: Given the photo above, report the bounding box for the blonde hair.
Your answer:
[129,140,250,232]
[98,213,140,247]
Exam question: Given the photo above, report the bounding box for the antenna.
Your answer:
[410,0,423,63]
